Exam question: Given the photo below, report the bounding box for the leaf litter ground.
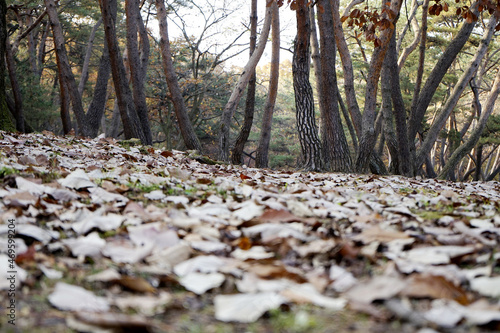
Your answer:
[1,131,500,333]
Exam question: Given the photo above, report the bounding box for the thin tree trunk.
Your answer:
[155,0,202,151]
[415,16,496,172]
[36,22,49,80]
[438,68,500,180]
[218,5,272,162]
[317,0,352,172]
[330,0,362,137]
[45,0,88,136]
[397,0,422,70]
[126,0,152,145]
[232,0,258,165]
[78,18,102,97]
[5,37,24,132]
[255,0,279,168]
[337,90,358,153]
[293,0,322,171]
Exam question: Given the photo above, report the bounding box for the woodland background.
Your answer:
[1,0,500,180]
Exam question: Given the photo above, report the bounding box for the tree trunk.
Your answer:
[408,1,479,145]
[415,15,496,172]
[330,0,362,137]
[438,68,500,180]
[5,37,24,132]
[45,0,89,136]
[218,5,272,162]
[232,0,258,165]
[55,51,72,134]
[386,31,412,176]
[78,18,102,97]
[0,0,14,132]
[293,0,322,171]
[255,0,280,168]
[126,0,152,145]
[317,0,352,172]
[355,0,402,172]
[85,44,111,137]
[381,46,399,174]
[100,0,146,142]
[155,0,202,151]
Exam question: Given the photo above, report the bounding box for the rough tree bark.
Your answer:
[293,0,322,171]
[100,0,146,142]
[355,0,402,173]
[255,0,280,168]
[126,0,152,145]
[386,31,412,176]
[156,0,202,151]
[85,44,111,137]
[218,4,272,162]
[317,0,352,172]
[232,0,258,165]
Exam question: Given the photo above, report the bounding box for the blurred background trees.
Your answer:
[1,0,500,180]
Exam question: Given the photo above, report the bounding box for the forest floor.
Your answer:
[0,130,500,333]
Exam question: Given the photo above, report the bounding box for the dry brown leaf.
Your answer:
[401,273,470,305]
[116,276,156,293]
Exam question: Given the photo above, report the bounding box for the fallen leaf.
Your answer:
[48,282,109,311]
[214,292,287,322]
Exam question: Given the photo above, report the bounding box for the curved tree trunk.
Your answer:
[330,0,362,137]
[293,0,322,171]
[408,1,479,146]
[232,0,258,165]
[415,16,496,172]
[156,0,202,151]
[438,69,500,179]
[255,0,280,168]
[317,0,352,172]
[218,5,272,162]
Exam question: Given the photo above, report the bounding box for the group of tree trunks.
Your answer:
[1,0,500,180]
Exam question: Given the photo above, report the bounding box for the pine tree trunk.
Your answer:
[415,16,496,172]
[86,44,111,137]
[218,5,272,162]
[255,1,280,168]
[293,0,322,171]
[126,0,152,145]
[438,68,500,179]
[5,38,24,132]
[355,0,402,173]
[0,0,14,132]
[100,0,146,142]
[78,18,102,97]
[317,0,352,172]
[155,0,202,151]
[45,0,88,136]
[232,0,258,165]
